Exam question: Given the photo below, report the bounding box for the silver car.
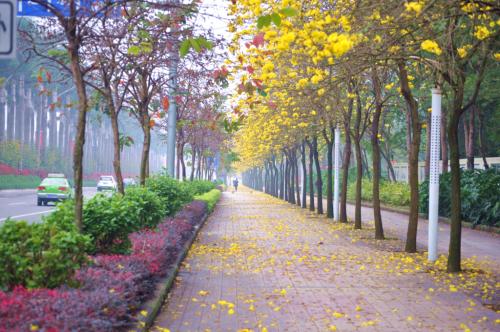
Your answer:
[97,175,117,192]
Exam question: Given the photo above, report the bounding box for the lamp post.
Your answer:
[333,126,340,221]
[428,88,442,261]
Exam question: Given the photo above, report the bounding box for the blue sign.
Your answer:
[17,0,117,17]
[18,0,72,17]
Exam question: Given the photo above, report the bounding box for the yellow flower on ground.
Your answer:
[140,310,148,317]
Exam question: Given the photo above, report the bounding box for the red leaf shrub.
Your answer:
[0,201,208,331]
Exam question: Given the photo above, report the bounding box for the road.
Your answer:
[0,187,97,224]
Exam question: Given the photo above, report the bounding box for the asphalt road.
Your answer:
[0,187,97,224]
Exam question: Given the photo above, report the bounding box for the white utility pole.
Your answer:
[333,127,340,221]
[166,0,180,177]
[428,88,442,261]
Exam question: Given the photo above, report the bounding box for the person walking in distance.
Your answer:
[233,177,239,192]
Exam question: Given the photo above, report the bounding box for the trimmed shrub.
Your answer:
[183,180,216,196]
[419,169,500,227]
[82,194,140,254]
[0,219,91,290]
[123,186,165,229]
[0,175,42,190]
[146,175,192,216]
[194,189,221,213]
[0,200,209,331]
[347,179,411,207]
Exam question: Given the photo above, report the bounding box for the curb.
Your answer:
[347,199,500,234]
[134,197,220,331]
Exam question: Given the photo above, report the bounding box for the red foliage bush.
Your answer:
[0,201,208,331]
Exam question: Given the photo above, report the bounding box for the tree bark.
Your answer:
[441,105,449,173]
[107,96,124,194]
[341,123,352,223]
[448,110,462,272]
[397,61,421,252]
[353,92,363,229]
[301,141,307,208]
[306,139,315,211]
[140,115,151,185]
[371,67,384,240]
[312,136,323,214]
[476,105,489,169]
[463,106,475,169]
[323,129,334,219]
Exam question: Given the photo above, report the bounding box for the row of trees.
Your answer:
[0,74,166,176]
[230,0,499,272]
[4,1,231,229]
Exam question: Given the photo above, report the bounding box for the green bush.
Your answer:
[81,194,140,254]
[0,218,91,290]
[43,188,167,254]
[194,189,221,213]
[123,186,165,229]
[419,169,500,227]
[347,179,411,207]
[146,175,193,216]
[183,180,216,196]
[0,175,41,190]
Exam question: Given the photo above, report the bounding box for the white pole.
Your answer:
[428,88,442,261]
[333,127,340,221]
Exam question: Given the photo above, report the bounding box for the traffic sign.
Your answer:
[18,0,69,17]
[0,0,16,59]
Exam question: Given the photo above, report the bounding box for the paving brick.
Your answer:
[153,189,499,332]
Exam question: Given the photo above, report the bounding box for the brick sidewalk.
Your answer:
[153,189,499,332]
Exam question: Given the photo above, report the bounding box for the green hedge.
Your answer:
[347,178,411,207]
[0,175,42,190]
[146,175,193,217]
[194,189,221,213]
[419,169,500,227]
[0,217,91,290]
[183,180,216,196]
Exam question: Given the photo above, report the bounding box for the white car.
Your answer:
[97,175,117,192]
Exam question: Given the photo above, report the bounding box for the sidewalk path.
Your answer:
[344,202,500,265]
[153,189,499,331]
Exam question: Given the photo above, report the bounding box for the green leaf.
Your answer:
[279,7,298,17]
[257,88,268,97]
[271,13,281,27]
[127,45,141,56]
[257,15,272,29]
[179,39,191,57]
[197,37,213,50]
[189,38,201,52]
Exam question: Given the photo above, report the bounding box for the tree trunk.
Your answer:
[140,117,151,185]
[340,122,351,223]
[295,150,301,206]
[324,130,334,219]
[306,139,315,211]
[371,67,384,240]
[476,105,489,169]
[441,105,449,173]
[71,60,89,232]
[190,148,196,180]
[180,144,186,180]
[108,97,124,194]
[448,110,462,272]
[312,136,323,214]
[397,61,421,252]
[301,141,307,208]
[463,106,475,169]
